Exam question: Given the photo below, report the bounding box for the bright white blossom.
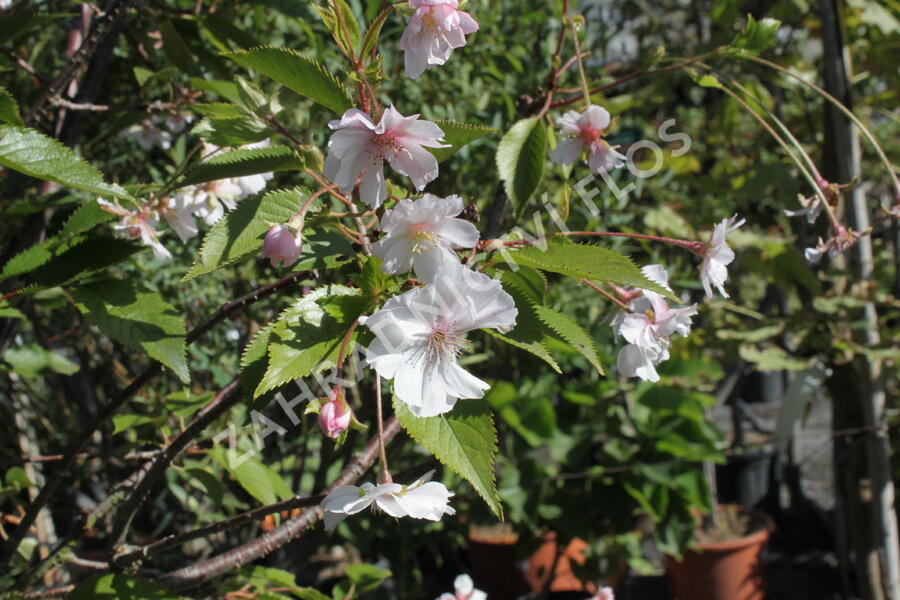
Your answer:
[589,587,615,600]
[324,107,447,208]
[321,470,455,531]
[372,194,479,282]
[364,264,517,417]
[97,199,171,260]
[551,105,625,174]
[262,225,303,268]
[121,118,171,151]
[611,265,697,383]
[400,0,479,79]
[700,215,745,299]
[438,574,486,600]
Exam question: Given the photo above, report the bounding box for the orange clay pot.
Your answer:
[467,525,531,600]
[665,505,774,600]
[526,533,597,594]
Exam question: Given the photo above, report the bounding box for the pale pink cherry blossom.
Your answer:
[317,389,352,438]
[121,118,172,151]
[588,587,615,600]
[324,106,447,209]
[784,193,823,224]
[164,112,193,133]
[321,470,455,531]
[372,194,479,282]
[400,0,480,79]
[262,225,303,268]
[363,264,517,417]
[97,199,171,260]
[551,105,626,174]
[700,215,745,299]
[612,265,697,383]
[804,226,865,266]
[437,574,486,600]
[162,193,200,243]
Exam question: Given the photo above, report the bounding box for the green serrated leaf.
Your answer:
[0,87,24,127]
[28,237,140,288]
[345,563,391,591]
[254,286,366,397]
[58,202,116,238]
[241,322,276,399]
[533,305,604,374]
[210,449,276,505]
[0,126,132,201]
[360,6,394,58]
[160,19,199,75]
[431,120,495,163]
[507,239,679,302]
[191,116,273,147]
[183,187,308,280]
[3,344,79,378]
[394,398,502,518]
[727,14,781,56]
[496,117,547,208]
[70,279,189,382]
[224,47,352,114]
[191,102,244,119]
[178,145,306,187]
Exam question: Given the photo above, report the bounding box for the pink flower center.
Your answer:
[579,125,601,144]
[409,223,438,254]
[425,321,467,361]
[369,132,404,164]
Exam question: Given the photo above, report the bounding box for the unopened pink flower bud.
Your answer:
[263,225,302,267]
[319,396,351,439]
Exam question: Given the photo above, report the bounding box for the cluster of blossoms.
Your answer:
[120,113,193,151]
[610,265,697,383]
[99,140,273,258]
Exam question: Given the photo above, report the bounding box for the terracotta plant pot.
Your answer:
[665,505,774,600]
[526,533,596,594]
[467,525,531,600]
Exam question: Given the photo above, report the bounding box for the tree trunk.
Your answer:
[820,1,900,598]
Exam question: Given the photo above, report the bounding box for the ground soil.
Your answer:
[694,504,766,543]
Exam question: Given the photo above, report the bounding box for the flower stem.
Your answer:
[569,17,593,107]
[581,279,631,311]
[738,54,900,202]
[374,375,390,483]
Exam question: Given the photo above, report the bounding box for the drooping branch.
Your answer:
[155,417,402,591]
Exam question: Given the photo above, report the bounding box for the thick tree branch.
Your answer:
[155,417,402,591]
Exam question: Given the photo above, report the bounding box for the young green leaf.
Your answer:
[496,117,547,208]
[394,398,502,518]
[70,279,189,383]
[727,15,782,56]
[431,120,496,163]
[254,286,368,398]
[224,47,352,114]
[0,126,133,201]
[0,87,23,127]
[533,305,604,374]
